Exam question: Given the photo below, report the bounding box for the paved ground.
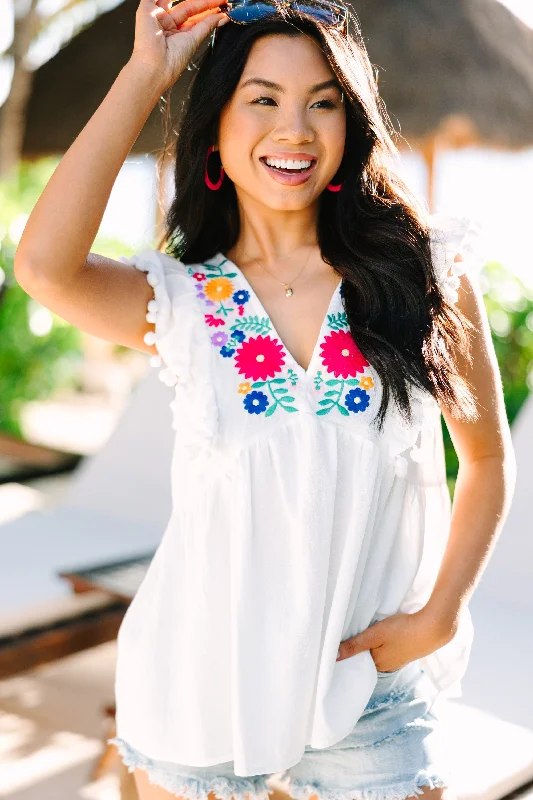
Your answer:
[0,639,126,800]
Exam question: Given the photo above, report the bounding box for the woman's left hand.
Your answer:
[336,606,459,672]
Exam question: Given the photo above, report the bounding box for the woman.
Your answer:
[14,0,515,798]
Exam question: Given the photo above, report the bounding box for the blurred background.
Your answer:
[0,0,532,798]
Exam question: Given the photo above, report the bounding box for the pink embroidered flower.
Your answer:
[205,314,225,327]
[238,306,245,316]
[234,335,286,381]
[193,272,207,281]
[319,330,369,378]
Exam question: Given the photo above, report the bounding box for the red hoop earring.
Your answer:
[326,181,343,192]
[205,145,225,191]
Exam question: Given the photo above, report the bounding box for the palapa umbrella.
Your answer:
[353,0,533,206]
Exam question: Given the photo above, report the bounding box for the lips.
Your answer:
[259,156,318,186]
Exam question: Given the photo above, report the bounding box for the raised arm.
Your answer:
[13,0,229,355]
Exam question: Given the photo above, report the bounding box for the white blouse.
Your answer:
[110,213,485,777]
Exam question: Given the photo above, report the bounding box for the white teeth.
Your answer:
[264,157,313,170]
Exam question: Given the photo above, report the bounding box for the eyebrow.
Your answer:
[239,77,341,93]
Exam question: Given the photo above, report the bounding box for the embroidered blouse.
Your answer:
[109,212,486,777]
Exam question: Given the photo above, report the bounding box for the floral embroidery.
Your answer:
[319,330,369,378]
[234,336,286,381]
[190,257,375,418]
[314,315,374,416]
[345,387,370,413]
[243,390,270,414]
[205,276,234,302]
[190,261,299,416]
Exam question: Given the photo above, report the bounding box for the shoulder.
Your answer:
[426,212,488,305]
[118,249,191,282]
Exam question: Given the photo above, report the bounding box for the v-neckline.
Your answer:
[219,253,343,377]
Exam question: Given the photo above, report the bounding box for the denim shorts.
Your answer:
[109,660,452,800]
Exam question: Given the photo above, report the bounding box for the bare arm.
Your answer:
[336,256,517,670]
[14,0,228,355]
[14,60,168,354]
[424,256,517,632]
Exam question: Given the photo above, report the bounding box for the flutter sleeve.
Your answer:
[428,213,488,305]
[117,249,182,386]
[118,249,219,450]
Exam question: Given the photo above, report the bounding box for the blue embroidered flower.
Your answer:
[344,387,370,413]
[233,289,250,305]
[230,329,246,343]
[243,390,269,414]
[220,345,236,358]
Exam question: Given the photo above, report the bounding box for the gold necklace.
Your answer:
[241,244,316,297]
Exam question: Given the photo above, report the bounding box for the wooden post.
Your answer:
[421,133,438,213]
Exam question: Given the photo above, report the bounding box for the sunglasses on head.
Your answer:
[210,0,349,49]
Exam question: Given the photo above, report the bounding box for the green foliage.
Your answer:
[443,262,533,494]
[0,259,83,439]
[0,159,138,438]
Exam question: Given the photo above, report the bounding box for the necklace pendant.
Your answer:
[285,285,294,297]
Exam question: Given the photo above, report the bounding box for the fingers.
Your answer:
[173,6,224,31]
[186,10,228,42]
[337,626,381,660]
[165,0,225,27]
[137,0,178,33]
[151,4,179,32]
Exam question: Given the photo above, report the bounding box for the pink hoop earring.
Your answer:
[326,181,343,192]
[205,145,225,191]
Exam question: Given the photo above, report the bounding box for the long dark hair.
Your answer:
[156,9,478,431]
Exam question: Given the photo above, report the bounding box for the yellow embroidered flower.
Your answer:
[359,376,374,390]
[238,382,252,394]
[205,277,234,302]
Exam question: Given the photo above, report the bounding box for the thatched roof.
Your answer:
[354,0,533,150]
[22,0,185,157]
[21,0,533,156]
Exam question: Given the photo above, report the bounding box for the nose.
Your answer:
[272,106,314,144]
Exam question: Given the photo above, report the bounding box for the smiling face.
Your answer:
[216,32,347,211]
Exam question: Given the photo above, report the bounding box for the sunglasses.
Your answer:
[210,0,349,48]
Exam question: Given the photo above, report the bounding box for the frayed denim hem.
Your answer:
[278,771,448,800]
[108,737,275,800]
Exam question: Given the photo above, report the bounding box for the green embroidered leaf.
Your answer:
[279,395,295,403]
[270,378,285,384]
[224,272,237,278]
[235,317,271,334]
[337,405,350,416]
[327,312,349,330]
[264,404,276,417]
[252,381,267,388]
[325,379,342,386]
[324,390,338,397]
[316,407,332,416]
[318,399,334,407]
[283,406,298,413]
[345,378,360,386]
[274,387,288,394]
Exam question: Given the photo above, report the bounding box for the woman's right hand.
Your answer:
[130,0,230,91]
